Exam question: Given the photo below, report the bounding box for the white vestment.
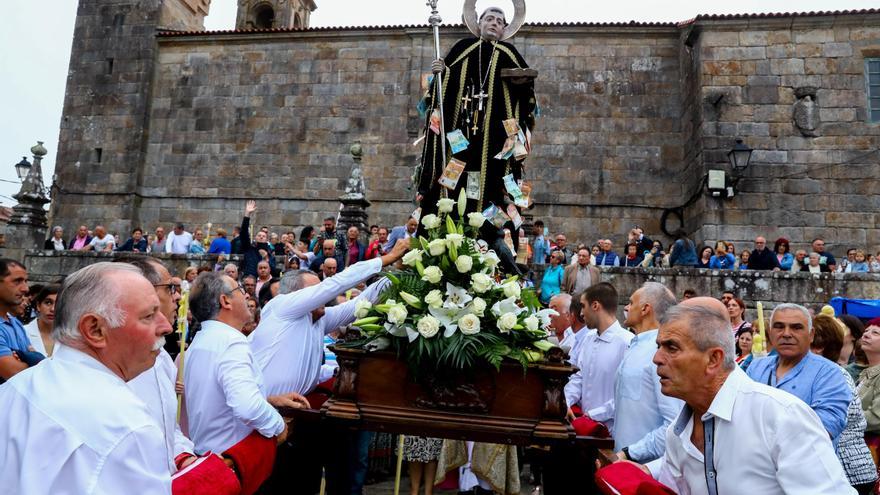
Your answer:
[0,344,170,494]
[128,348,194,472]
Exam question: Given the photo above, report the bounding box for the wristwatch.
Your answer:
[621,446,631,461]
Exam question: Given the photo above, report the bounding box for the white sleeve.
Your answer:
[320,277,390,335]
[165,233,173,253]
[217,341,284,439]
[273,257,383,321]
[773,401,856,494]
[565,368,582,409]
[95,426,171,495]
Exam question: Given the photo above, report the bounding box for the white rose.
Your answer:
[387,304,409,325]
[416,315,441,338]
[445,233,464,249]
[467,212,486,228]
[459,314,481,335]
[482,251,501,268]
[354,299,372,319]
[502,281,521,299]
[402,249,423,267]
[437,198,456,213]
[428,238,447,256]
[471,273,493,293]
[524,315,539,332]
[455,255,473,273]
[421,214,441,230]
[425,289,444,309]
[422,266,442,284]
[471,297,487,316]
[497,313,518,333]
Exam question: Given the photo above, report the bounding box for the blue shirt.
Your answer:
[709,253,736,269]
[540,264,564,304]
[0,316,32,358]
[532,235,550,265]
[612,329,683,462]
[208,237,231,254]
[746,352,851,442]
[595,251,620,267]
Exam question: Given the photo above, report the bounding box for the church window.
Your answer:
[254,4,275,29]
[868,59,880,123]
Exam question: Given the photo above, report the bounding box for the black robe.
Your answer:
[417,37,536,217]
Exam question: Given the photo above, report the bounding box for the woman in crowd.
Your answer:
[840,315,868,382]
[668,229,697,267]
[774,238,794,271]
[726,242,736,258]
[801,252,831,273]
[870,253,880,273]
[23,284,59,357]
[727,297,751,334]
[736,250,750,270]
[43,226,66,251]
[188,229,206,254]
[180,267,198,292]
[402,436,443,495]
[208,227,231,254]
[811,314,878,494]
[696,246,713,269]
[539,251,564,305]
[709,240,736,269]
[857,318,880,435]
[621,243,643,267]
[735,327,753,367]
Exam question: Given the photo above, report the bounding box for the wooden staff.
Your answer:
[176,291,190,422]
[394,434,405,495]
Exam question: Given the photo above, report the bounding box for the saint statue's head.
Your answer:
[478,7,508,41]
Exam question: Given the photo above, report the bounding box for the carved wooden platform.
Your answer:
[315,346,613,449]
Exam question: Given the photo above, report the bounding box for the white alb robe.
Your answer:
[0,344,170,494]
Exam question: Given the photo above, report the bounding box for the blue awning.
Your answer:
[830,297,880,319]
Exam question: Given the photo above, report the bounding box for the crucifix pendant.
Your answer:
[474,89,488,111]
[471,108,480,134]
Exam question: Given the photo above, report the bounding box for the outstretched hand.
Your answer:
[244,200,257,217]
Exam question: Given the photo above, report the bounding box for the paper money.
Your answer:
[411,207,422,222]
[503,174,525,205]
[447,129,470,154]
[494,136,516,160]
[429,109,441,135]
[466,171,481,200]
[513,139,528,160]
[438,158,466,190]
[503,118,520,137]
[482,203,511,229]
[507,204,523,229]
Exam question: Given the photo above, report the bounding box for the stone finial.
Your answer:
[337,143,371,240]
[30,141,47,157]
[350,141,363,161]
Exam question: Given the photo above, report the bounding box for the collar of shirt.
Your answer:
[53,343,126,385]
[630,328,658,348]
[199,319,247,343]
[762,352,814,388]
[673,367,746,439]
[597,320,626,343]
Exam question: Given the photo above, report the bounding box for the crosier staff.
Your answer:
[176,290,190,422]
[427,0,448,170]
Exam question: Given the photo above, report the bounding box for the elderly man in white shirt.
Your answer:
[251,238,409,397]
[565,282,633,430]
[123,257,197,473]
[184,271,309,456]
[612,282,683,464]
[165,223,193,254]
[0,262,174,494]
[622,297,855,495]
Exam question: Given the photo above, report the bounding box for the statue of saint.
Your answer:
[416,5,536,272]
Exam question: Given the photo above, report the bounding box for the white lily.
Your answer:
[491,296,525,317]
[444,282,473,309]
[535,308,559,329]
[429,306,463,338]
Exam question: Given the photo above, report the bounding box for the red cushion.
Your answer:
[223,431,278,495]
[595,462,676,495]
[571,416,610,438]
[172,452,241,495]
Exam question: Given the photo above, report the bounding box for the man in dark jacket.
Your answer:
[239,201,276,277]
[749,236,780,271]
[116,228,149,252]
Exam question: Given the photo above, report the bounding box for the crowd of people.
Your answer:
[0,201,877,495]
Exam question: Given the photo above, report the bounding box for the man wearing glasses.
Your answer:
[748,236,780,271]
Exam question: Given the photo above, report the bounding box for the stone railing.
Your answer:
[23,250,243,283]
[530,265,880,309]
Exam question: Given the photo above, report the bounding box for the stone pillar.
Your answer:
[337,142,371,243]
[5,142,51,262]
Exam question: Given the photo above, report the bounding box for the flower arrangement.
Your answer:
[348,189,557,375]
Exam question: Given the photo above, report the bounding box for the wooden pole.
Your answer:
[394,434,405,495]
[175,291,190,422]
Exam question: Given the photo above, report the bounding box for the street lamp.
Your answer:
[14,156,31,180]
[727,138,753,172]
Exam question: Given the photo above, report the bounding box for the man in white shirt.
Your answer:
[84,225,115,252]
[0,262,174,494]
[623,297,854,494]
[612,282,682,464]
[184,271,308,456]
[565,282,633,430]
[122,257,197,473]
[165,223,193,254]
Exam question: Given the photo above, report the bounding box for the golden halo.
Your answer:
[462,0,526,42]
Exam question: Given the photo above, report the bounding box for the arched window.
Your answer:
[293,13,302,29]
[253,4,275,29]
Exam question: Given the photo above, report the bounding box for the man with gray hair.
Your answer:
[612,282,682,464]
[0,262,174,493]
[607,297,853,494]
[746,303,851,441]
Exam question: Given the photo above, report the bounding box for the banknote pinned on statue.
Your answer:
[513,139,528,161]
[494,135,516,160]
[438,158,466,190]
[525,128,532,154]
[429,109,442,135]
[503,174,527,207]
[519,181,533,208]
[516,236,530,264]
[506,204,523,229]
[466,171,481,200]
[502,118,521,137]
[482,203,511,229]
[411,207,422,222]
[446,129,470,154]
